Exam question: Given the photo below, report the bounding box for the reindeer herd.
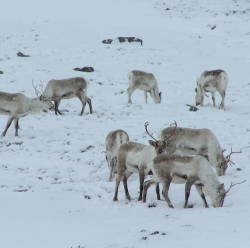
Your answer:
[0,68,227,136]
[0,67,242,208]
[106,123,243,208]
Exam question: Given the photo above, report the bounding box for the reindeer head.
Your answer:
[218,148,242,176]
[33,81,54,111]
[150,89,162,104]
[213,180,246,207]
[195,79,205,106]
[145,121,177,155]
[212,183,226,207]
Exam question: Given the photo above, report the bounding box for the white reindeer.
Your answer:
[195,69,228,109]
[113,122,175,202]
[143,154,229,208]
[0,91,53,136]
[160,125,239,176]
[127,70,162,104]
[41,77,92,115]
[105,129,129,181]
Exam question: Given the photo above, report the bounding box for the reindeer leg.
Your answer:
[14,118,19,136]
[138,168,145,201]
[54,99,63,115]
[142,178,156,203]
[123,176,131,201]
[109,157,117,182]
[77,93,91,115]
[87,97,92,114]
[113,175,121,201]
[144,91,148,104]
[219,92,225,109]
[162,179,174,208]
[2,117,14,136]
[156,183,160,200]
[79,99,86,116]
[211,92,216,107]
[195,184,209,208]
[127,87,134,104]
[184,181,193,208]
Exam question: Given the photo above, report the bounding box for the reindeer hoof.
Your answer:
[113,197,118,202]
[184,204,194,208]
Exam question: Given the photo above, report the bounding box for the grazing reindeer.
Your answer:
[143,154,241,208]
[195,69,228,109]
[41,77,92,115]
[0,91,53,136]
[160,125,240,176]
[105,129,129,181]
[127,70,162,104]
[113,122,175,202]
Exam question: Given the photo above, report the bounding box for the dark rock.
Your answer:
[186,104,199,111]
[14,189,29,192]
[150,231,160,235]
[102,39,113,44]
[118,37,126,42]
[210,25,216,30]
[0,70,3,74]
[74,67,94,72]
[17,52,30,57]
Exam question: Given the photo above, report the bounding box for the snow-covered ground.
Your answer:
[1,0,250,247]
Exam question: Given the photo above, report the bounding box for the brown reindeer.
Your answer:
[0,90,53,136]
[127,70,162,104]
[113,122,176,201]
[41,77,92,115]
[105,129,129,181]
[195,69,228,109]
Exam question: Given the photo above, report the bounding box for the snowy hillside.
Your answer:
[0,0,250,247]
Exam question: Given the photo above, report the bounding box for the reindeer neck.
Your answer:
[27,97,44,115]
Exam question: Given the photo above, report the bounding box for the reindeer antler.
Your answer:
[32,80,44,96]
[144,121,157,141]
[225,180,246,195]
[163,121,177,142]
[32,80,41,96]
[224,148,242,166]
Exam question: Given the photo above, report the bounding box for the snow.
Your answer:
[0,0,250,247]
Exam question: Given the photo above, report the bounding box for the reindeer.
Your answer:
[113,122,176,202]
[105,129,129,181]
[195,69,228,109]
[127,70,162,104]
[41,77,92,115]
[143,154,245,208]
[0,91,53,136]
[160,125,241,176]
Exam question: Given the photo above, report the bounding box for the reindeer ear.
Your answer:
[148,140,157,147]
